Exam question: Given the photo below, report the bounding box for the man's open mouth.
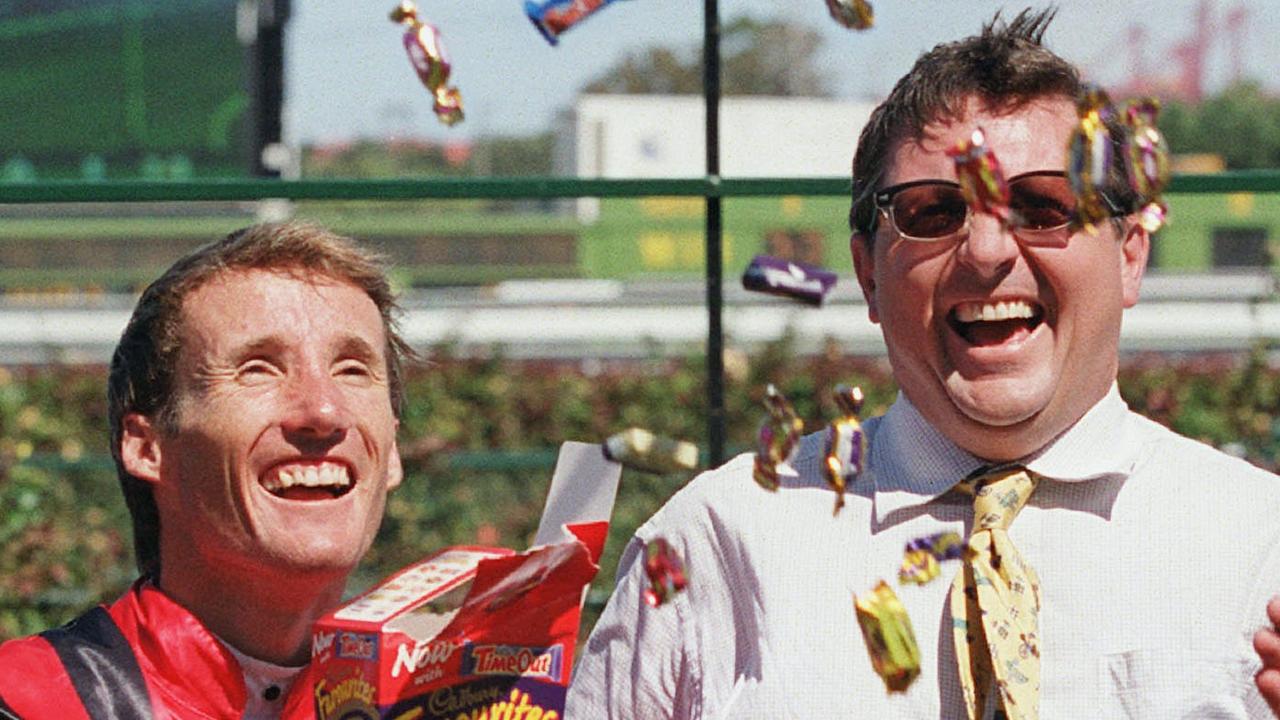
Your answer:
[948,299,1044,347]
[261,461,354,500]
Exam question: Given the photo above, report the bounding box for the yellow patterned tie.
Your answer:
[949,465,1041,720]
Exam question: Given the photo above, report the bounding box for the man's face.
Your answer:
[851,96,1148,460]
[146,269,402,580]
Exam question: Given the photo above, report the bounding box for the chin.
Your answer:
[266,536,371,576]
[945,375,1053,429]
[955,399,1039,428]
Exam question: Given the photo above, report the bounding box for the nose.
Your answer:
[955,212,1020,281]
[280,367,350,450]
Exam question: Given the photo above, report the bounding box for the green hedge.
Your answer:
[4,340,1280,642]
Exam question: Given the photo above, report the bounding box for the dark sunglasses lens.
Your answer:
[1009,175,1076,230]
[891,185,968,238]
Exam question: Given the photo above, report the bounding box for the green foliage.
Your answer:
[582,15,831,97]
[6,343,1280,644]
[0,366,132,639]
[1161,82,1280,170]
[301,132,555,179]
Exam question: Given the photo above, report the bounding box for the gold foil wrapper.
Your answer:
[947,127,1013,226]
[854,580,922,693]
[1067,85,1118,233]
[752,384,804,492]
[825,0,874,30]
[822,385,867,514]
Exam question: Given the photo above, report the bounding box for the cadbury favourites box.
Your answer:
[308,442,621,719]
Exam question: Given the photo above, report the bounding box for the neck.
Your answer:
[157,560,347,666]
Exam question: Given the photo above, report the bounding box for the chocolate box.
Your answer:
[308,442,621,719]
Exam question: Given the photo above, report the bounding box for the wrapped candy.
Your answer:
[1067,86,1119,233]
[822,385,867,514]
[752,384,805,492]
[897,549,940,586]
[1122,98,1171,233]
[824,0,874,30]
[741,254,838,306]
[947,127,1013,226]
[526,0,624,46]
[603,428,699,474]
[897,531,964,585]
[390,1,464,126]
[642,537,688,607]
[854,580,922,692]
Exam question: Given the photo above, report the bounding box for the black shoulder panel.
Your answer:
[40,607,153,720]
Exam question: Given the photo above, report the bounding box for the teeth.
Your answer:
[262,463,351,493]
[955,300,1036,323]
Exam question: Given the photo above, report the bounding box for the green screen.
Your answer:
[1,0,248,180]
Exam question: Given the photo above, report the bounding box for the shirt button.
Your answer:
[263,685,281,701]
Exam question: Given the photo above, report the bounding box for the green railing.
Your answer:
[4,172,1279,204]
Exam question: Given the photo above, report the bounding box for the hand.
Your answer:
[1255,595,1280,714]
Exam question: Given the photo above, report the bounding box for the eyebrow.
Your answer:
[227,336,286,362]
[335,335,383,363]
[225,334,383,363]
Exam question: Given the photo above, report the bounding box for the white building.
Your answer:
[556,94,877,219]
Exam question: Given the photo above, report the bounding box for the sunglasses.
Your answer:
[872,170,1118,244]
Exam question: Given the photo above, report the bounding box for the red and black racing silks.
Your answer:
[0,606,152,719]
[0,580,316,719]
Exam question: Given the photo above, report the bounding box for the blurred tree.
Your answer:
[472,132,555,176]
[11,345,1280,641]
[302,132,554,178]
[583,16,831,97]
[1161,81,1280,169]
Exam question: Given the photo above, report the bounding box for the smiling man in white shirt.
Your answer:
[569,9,1280,719]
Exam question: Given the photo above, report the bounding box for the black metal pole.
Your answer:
[242,0,290,177]
[704,0,726,466]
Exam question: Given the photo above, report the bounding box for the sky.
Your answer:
[286,0,1278,146]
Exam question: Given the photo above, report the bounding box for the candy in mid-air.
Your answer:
[1121,97,1171,233]
[390,1,464,126]
[603,428,699,474]
[854,580,922,692]
[947,127,1013,226]
[822,385,867,514]
[824,0,874,30]
[752,384,804,492]
[741,254,838,306]
[642,537,688,608]
[1066,86,1120,233]
[526,0,625,46]
[897,531,964,585]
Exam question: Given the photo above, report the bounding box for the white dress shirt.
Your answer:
[567,386,1280,719]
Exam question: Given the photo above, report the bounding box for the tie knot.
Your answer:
[964,465,1037,531]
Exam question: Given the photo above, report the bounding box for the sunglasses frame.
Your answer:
[871,170,1118,243]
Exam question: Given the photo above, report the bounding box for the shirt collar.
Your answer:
[218,636,305,720]
[870,384,1139,524]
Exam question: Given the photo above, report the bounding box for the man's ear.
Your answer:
[386,441,403,491]
[850,232,880,323]
[120,413,163,485]
[1119,220,1150,309]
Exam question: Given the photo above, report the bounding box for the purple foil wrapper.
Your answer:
[741,254,838,306]
[904,531,964,561]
